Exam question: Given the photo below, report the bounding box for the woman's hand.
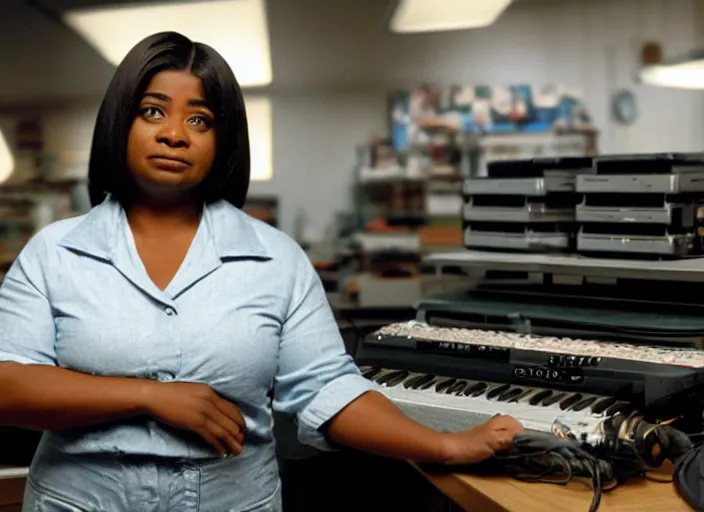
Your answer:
[140,381,246,455]
[441,414,524,465]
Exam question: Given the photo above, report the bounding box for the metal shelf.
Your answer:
[423,250,704,282]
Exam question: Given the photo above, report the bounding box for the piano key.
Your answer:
[605,402,633,417]
[486,383,511,400]
[403,374,434,389]
[498,387,524,402]
[462,382,488,397]
[419,376,440,390]
[435,378,457,393]
[559,393,583,410]
[446,380,469,395]
[528,390,552,406]
[591,397,617,415]
[376,370,408,386]
[542,392,566,407]
[508,388,534,403]
[361,367,382,380]
[569,396,598,412]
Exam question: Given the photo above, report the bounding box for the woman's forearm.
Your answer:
[326,391,453,463]
[0,362,151,430]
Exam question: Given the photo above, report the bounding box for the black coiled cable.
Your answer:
[673,443,704,511]
[466,413,695,512]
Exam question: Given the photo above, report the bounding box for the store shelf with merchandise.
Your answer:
[0,177,87,281]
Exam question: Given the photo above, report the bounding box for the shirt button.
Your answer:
[164,307,176,316]
[157,371,175,382]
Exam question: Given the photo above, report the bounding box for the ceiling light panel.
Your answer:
[244,97,273,181]
[639,58,704,90]
[0,130,14,185]
[64,0,272,87]
[390,0,513,33]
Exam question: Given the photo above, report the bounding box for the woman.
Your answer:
[0,32,522,511]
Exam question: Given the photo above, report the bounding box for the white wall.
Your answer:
[1,0,704,236]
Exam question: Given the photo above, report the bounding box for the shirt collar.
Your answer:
[58,195,271,262]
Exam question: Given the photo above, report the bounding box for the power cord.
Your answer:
[466,413,694,512]
[673,441,704,511]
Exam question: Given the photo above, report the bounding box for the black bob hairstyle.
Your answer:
[87,31,250,208]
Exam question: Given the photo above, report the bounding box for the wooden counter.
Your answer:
[411,462,692,512]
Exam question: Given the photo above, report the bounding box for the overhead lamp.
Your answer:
[63,0,272,87]
[389,0,513,34]
[639,50,704,90]
[0,130,14,185]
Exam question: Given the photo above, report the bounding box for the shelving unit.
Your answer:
[0,178,86,280]
[423,249,704,282]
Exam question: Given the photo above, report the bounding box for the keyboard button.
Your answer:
[376,370,408,386]
[446,380,469,395]
[605,402,632,417]
[591,397,617,415]
[569,396,597,412]
[498,387,523,402]
[435,378,457,393]
[486,384,511,400]
[361,367,382,380]
[528,390,552,406]
[510,388,535,404]
[542,392,566,407]
[559,393,582,410]
[419,377,439,390]
[462,382,488,397]
[403,374,434,389]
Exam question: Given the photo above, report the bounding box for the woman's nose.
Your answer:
[156,120,189,148]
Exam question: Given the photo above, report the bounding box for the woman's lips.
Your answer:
[148,157,191,172]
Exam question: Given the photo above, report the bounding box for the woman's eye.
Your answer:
[188,115,212,128]
[140,106,163,119]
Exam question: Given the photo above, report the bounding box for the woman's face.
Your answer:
[126,70,216,200]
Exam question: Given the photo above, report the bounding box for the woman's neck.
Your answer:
[125,197,203,236]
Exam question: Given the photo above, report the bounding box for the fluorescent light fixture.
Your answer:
[390,0,513,33]
[64,0,272,87]
[245,97,273,181]
[0,130,14,185]
[639,50,704,90]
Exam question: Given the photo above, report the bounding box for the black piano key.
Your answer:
[569,396,598,412]
[462,382,488,397]
[529,390,552,406]
[361,367,382,380]
[542,392,566,407]
[375,370,408,386]
[591,397,617,415]
[509,388,534,404]
[486,384,511,400]
[386,371,410,387]
[419,377,439,390]
[435,378,457,393]
[403,374,434,389]
[559,393,583,410]
[605,402,632,417]
[498,387,523,402]
[446,380,469,395]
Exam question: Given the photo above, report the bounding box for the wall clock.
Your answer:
[612,89,638,125]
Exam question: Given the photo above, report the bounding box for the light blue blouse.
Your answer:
[0,195,376,461]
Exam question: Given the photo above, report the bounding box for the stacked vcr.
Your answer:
[462,157,593,252]
[576,153,704,258]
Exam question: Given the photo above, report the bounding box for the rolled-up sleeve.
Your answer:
[0,238,57,366]
[272,249,378,451]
